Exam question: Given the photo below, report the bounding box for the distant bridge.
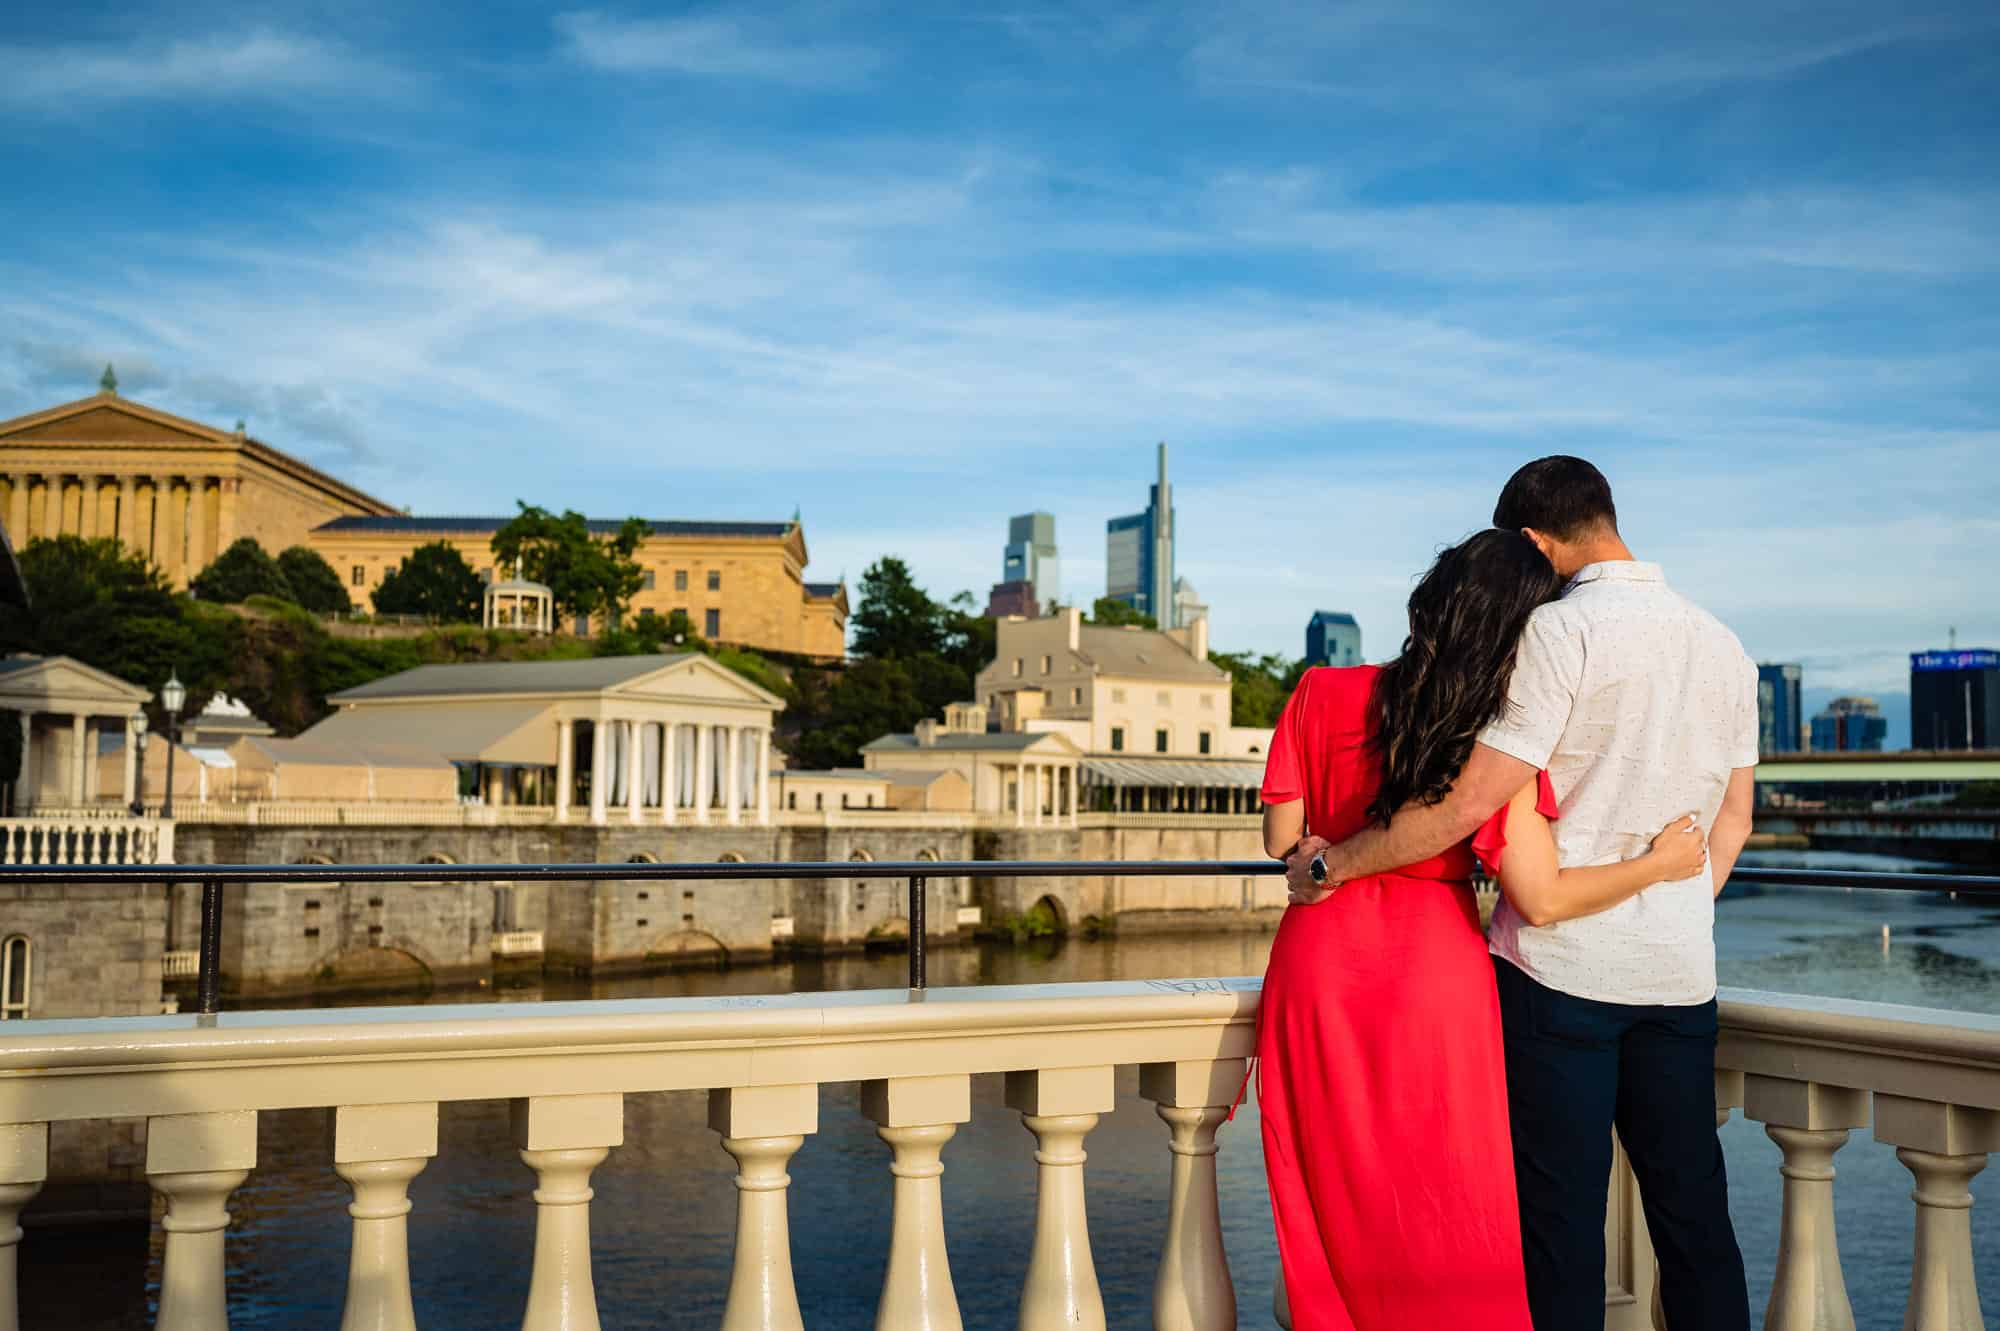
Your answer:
[1755,750,2000,784]
[1751,808,1998,866]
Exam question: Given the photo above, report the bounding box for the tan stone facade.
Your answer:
[0,392,397,589]
[307,517,849,659]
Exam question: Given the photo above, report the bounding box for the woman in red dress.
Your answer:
[1255,530,1707,1331]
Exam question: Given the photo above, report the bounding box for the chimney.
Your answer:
[915,719,940,748]
[1191,614,1208,661]
[1064,605,1081,651]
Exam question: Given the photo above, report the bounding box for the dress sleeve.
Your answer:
[1259,670,1311,805]
[1470,770,1559,877]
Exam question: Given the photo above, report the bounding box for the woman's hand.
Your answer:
[1643,814,1708,883]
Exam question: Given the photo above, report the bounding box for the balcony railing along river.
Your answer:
[0,860,1995,1331]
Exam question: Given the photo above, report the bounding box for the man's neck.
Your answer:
[1562,534,1636,578]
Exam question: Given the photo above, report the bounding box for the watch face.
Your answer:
[1309,855,1326,884]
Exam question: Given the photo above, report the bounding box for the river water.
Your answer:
[29,851,2000,1328]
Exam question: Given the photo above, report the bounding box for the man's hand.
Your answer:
[1283,836,1334,906]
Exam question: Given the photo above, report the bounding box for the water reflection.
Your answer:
[24,850,1998,1328]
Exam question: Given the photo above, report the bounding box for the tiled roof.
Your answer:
[1074,625,1228,683]
[331,654,696,700]
[862,731,1056,753]
[315,516,794,539]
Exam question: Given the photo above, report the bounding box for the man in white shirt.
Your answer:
[1284,457,1756,1331]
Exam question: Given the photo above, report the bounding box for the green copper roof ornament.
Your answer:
[99,363,118,395]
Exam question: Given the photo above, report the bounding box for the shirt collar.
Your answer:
[1567,560,1665,590]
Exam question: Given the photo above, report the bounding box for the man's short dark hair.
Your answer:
[1493,456,1617,540]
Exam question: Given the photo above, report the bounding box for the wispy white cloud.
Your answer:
[0,29,412,107]
[553,9,881,85]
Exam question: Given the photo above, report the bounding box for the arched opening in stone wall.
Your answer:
[643,928,729,968]
[1028,894,1069,937]
[313,945,433,996]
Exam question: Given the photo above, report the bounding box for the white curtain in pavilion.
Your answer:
[641,723,662,808]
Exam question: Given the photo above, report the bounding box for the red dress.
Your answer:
[1256,665,1543,1331]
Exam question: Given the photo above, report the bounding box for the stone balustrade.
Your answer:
[0,815,172,865]
[0,981,1993,1330]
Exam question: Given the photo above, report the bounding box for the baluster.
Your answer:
[1141,1060,1242,1331]
[1743,1077,1867,1331]
[710,1084,817,1331]
[0,825,12,864]
[862,1075,971,1331]
[148,1110,257,1331]
[333,1103,437,1331]
[81,826,97,866]
[513,1093,622,1331]
[1006,1066,1114,1331]
[1874,1095,1998,1331]
[0,1124,48,1331]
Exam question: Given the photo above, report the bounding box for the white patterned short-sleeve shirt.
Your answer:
[1478,561,1758,1006]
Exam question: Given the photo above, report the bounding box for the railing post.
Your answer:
[1744,1076,1867,1331]
[148,1110,257,1331]
[1874,1095,1998,1331]
[513,1093,622,1331]
[333,1103,437,1331]
[909,875,926,989]
[196,878,224,1016]
[863,1075,971,1331]
[711,1084,818,1331]
[1006,1066,1114,1331]
[0,1124,48,1331]
[1141,1060,1242,1331]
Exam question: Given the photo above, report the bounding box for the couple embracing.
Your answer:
[1256,457,1757,1331]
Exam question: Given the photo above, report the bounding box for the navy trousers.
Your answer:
[1493,957,1749,1331]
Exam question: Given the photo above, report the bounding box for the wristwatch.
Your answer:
[1308,852,1329,885]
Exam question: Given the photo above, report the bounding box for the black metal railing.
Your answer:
[1,860,1994,1017]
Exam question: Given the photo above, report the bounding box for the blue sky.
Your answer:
[2,1,1995,721]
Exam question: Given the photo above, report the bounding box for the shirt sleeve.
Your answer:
[1259,670,1310,805]
[1477,609,1582,770]
[1729,655,1761,769]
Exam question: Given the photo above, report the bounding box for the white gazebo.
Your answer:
[0,655,150,812]
[484,568,554,635]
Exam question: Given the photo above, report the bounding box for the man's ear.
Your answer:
[1520,528,1559,565]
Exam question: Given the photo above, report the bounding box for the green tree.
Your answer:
[1210,649,1297,727]
[850,557,950,659]
[1087,596,1156,629]
[0,536,195,685]
[276,546,351,614]
[372,542,483,623]
[789,657,929,769]
[490,504,647,625]
[190,537,293,605]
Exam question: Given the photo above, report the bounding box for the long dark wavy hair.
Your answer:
[1364,529,1564,827]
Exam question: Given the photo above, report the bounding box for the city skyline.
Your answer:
[2,0,1994,696]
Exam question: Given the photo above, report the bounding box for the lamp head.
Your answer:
[161,670,186,716]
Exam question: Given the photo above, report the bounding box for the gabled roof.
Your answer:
[1072,624,1227,684]
[329,652,785,710]
[0,654,149,709]
[0,393,396,516]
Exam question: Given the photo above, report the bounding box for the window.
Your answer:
[787,792,797,809]
[674,569,688,591]
[841,793,850,809]
[815,792,824,811]
[351,565,365,587]
[707,570,721,591]
[642,569,656,590]
[1070,687,1082,705]
[1040,654,1052,674]
[1110,727,1125,752]
[1111,688,1126,703]
[705,608,721,637]
[1199,731,1212,755]
[1155,728,1169,753]
[1,935,28,1020]
[1011,658,1023,677]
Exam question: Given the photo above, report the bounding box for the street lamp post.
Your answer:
[131,712,149,815]
[159,671,185,820]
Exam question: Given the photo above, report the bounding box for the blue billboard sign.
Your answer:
[1912,650,2000,672]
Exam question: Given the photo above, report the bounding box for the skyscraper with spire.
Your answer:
[1105,442,1178,627]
